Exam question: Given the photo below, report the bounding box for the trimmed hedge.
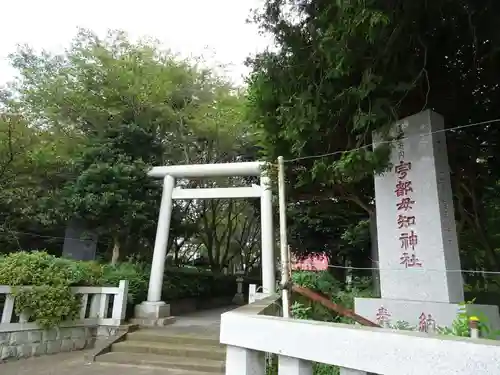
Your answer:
[0,251,104,328]
[162,267,237,301]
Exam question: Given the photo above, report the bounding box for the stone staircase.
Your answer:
[96,327,226,374]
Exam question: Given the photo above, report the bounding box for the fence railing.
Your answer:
[0,280,128,332]
[221,294,500,375]
[248,283,272,304]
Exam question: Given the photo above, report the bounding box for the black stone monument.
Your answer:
[62,219,98,261]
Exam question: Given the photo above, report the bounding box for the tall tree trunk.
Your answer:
[111,234,120,265]
[369,210,381,297]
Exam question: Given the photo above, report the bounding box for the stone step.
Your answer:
[95,362,222,375]
[126,330,222,347]
[111,340,226,361]
[129,316,176,326]
[97,352,225,373]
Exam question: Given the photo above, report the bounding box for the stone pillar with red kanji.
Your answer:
[355,110,500,332]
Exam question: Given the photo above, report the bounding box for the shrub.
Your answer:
[101,261,148,304]
[291,270,340,296]
[14,285,81,328]
[0,251,89,328]
[162,267,237,301]
[0,251,103,286]
[56,257,104,285]
[291,270,372,323]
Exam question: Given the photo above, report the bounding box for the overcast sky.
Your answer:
[0,0,271,86]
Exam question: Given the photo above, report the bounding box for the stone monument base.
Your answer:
[355,297,500,334]
[132,301,176,326]
[232,292,245,305]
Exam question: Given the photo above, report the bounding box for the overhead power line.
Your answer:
[283,117,500,163]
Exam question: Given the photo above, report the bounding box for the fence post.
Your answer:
[249,284,257,304]
[79,294,89,320]
[89,294,101,319]
[225,346,265,375]
[469,316,480,339]
[279,356,313,375]
[19,311,29,323]
[1,295,15,324]
[111,280,129,325]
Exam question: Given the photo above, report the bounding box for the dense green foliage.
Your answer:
[0,29,263,274]
[290,271,372,323]
[0,252,103,328]
[248,0,500,289]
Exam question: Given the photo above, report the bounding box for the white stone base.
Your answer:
[134,301,174,326]
[355,297,500,333]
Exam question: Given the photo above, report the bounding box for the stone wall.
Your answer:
[0,325,117,362]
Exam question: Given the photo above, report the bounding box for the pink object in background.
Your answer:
[291,253,329,271]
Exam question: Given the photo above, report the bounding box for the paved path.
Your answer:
[1,305,237,375]
[1,351,191,375]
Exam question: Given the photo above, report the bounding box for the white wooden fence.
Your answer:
[0,280,128,332]
[221,295,500,375]
[248,284,270,304]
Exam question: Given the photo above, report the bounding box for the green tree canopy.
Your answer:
[1,29,261,270]
[248,0,500,272]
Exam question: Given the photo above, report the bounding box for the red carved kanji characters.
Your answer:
[395,160,412,179]
[399,231,418,251]
[397,215,416,229]
[394,143,423,267]
[395,180,413,197]
[396,197,415,211]
[400,252,422,268]
[418,313,436,333]
[376,306,391,326]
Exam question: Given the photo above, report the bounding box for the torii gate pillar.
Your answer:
[133,162,276,326]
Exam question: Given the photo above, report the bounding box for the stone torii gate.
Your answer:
[134,161,275,325]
